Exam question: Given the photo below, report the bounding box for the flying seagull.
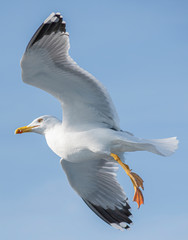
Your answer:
[15,12,178,230]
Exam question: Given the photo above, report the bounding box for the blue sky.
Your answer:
[0,0,188,239]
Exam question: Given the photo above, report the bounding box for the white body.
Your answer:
[45,123,178,163]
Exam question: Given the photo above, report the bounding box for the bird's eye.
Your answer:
[38,118,43,123]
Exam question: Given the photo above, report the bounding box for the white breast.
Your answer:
[45,126,115,162]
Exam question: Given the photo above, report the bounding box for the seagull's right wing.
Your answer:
[61,158,132,230]
[21,12,120,131]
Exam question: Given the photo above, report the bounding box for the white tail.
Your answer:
[115,132,179,157]
[144,137,179,156]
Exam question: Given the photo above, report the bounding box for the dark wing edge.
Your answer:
[26,12,67,51]
[83,198,132,230]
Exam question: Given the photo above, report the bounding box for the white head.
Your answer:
[15,115,61,135]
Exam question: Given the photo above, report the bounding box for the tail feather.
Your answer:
[144,137,179,156]
[115,132,179,157]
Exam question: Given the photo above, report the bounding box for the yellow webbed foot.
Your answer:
[110,153,144,208]
[130,172,144,190]
[125,168,144,208]
[133,186,144,208]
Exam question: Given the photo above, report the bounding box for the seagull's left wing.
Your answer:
[61,158,132,230]
[21,12,120,131]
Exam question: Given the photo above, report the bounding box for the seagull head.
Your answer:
[15,115,60,135]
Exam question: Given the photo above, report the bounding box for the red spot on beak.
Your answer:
[16,129,23,134]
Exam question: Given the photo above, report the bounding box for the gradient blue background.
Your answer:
[0,0,187,239]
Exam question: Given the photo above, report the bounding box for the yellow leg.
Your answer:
[110,153,144,208]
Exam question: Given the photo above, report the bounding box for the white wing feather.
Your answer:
[21,13,120,131]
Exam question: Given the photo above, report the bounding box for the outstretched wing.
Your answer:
[21,12,120,131]
[61,158,132,230]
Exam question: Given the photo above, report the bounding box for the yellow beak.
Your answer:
[15,125,38,134]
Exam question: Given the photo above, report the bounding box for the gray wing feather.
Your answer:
[61,158,132,230]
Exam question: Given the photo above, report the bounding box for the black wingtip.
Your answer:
[26,12,67,50]
[83,198,132,230]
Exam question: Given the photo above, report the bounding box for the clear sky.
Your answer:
[0,0,188,239]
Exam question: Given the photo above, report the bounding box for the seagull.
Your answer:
[15,12,178,230]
